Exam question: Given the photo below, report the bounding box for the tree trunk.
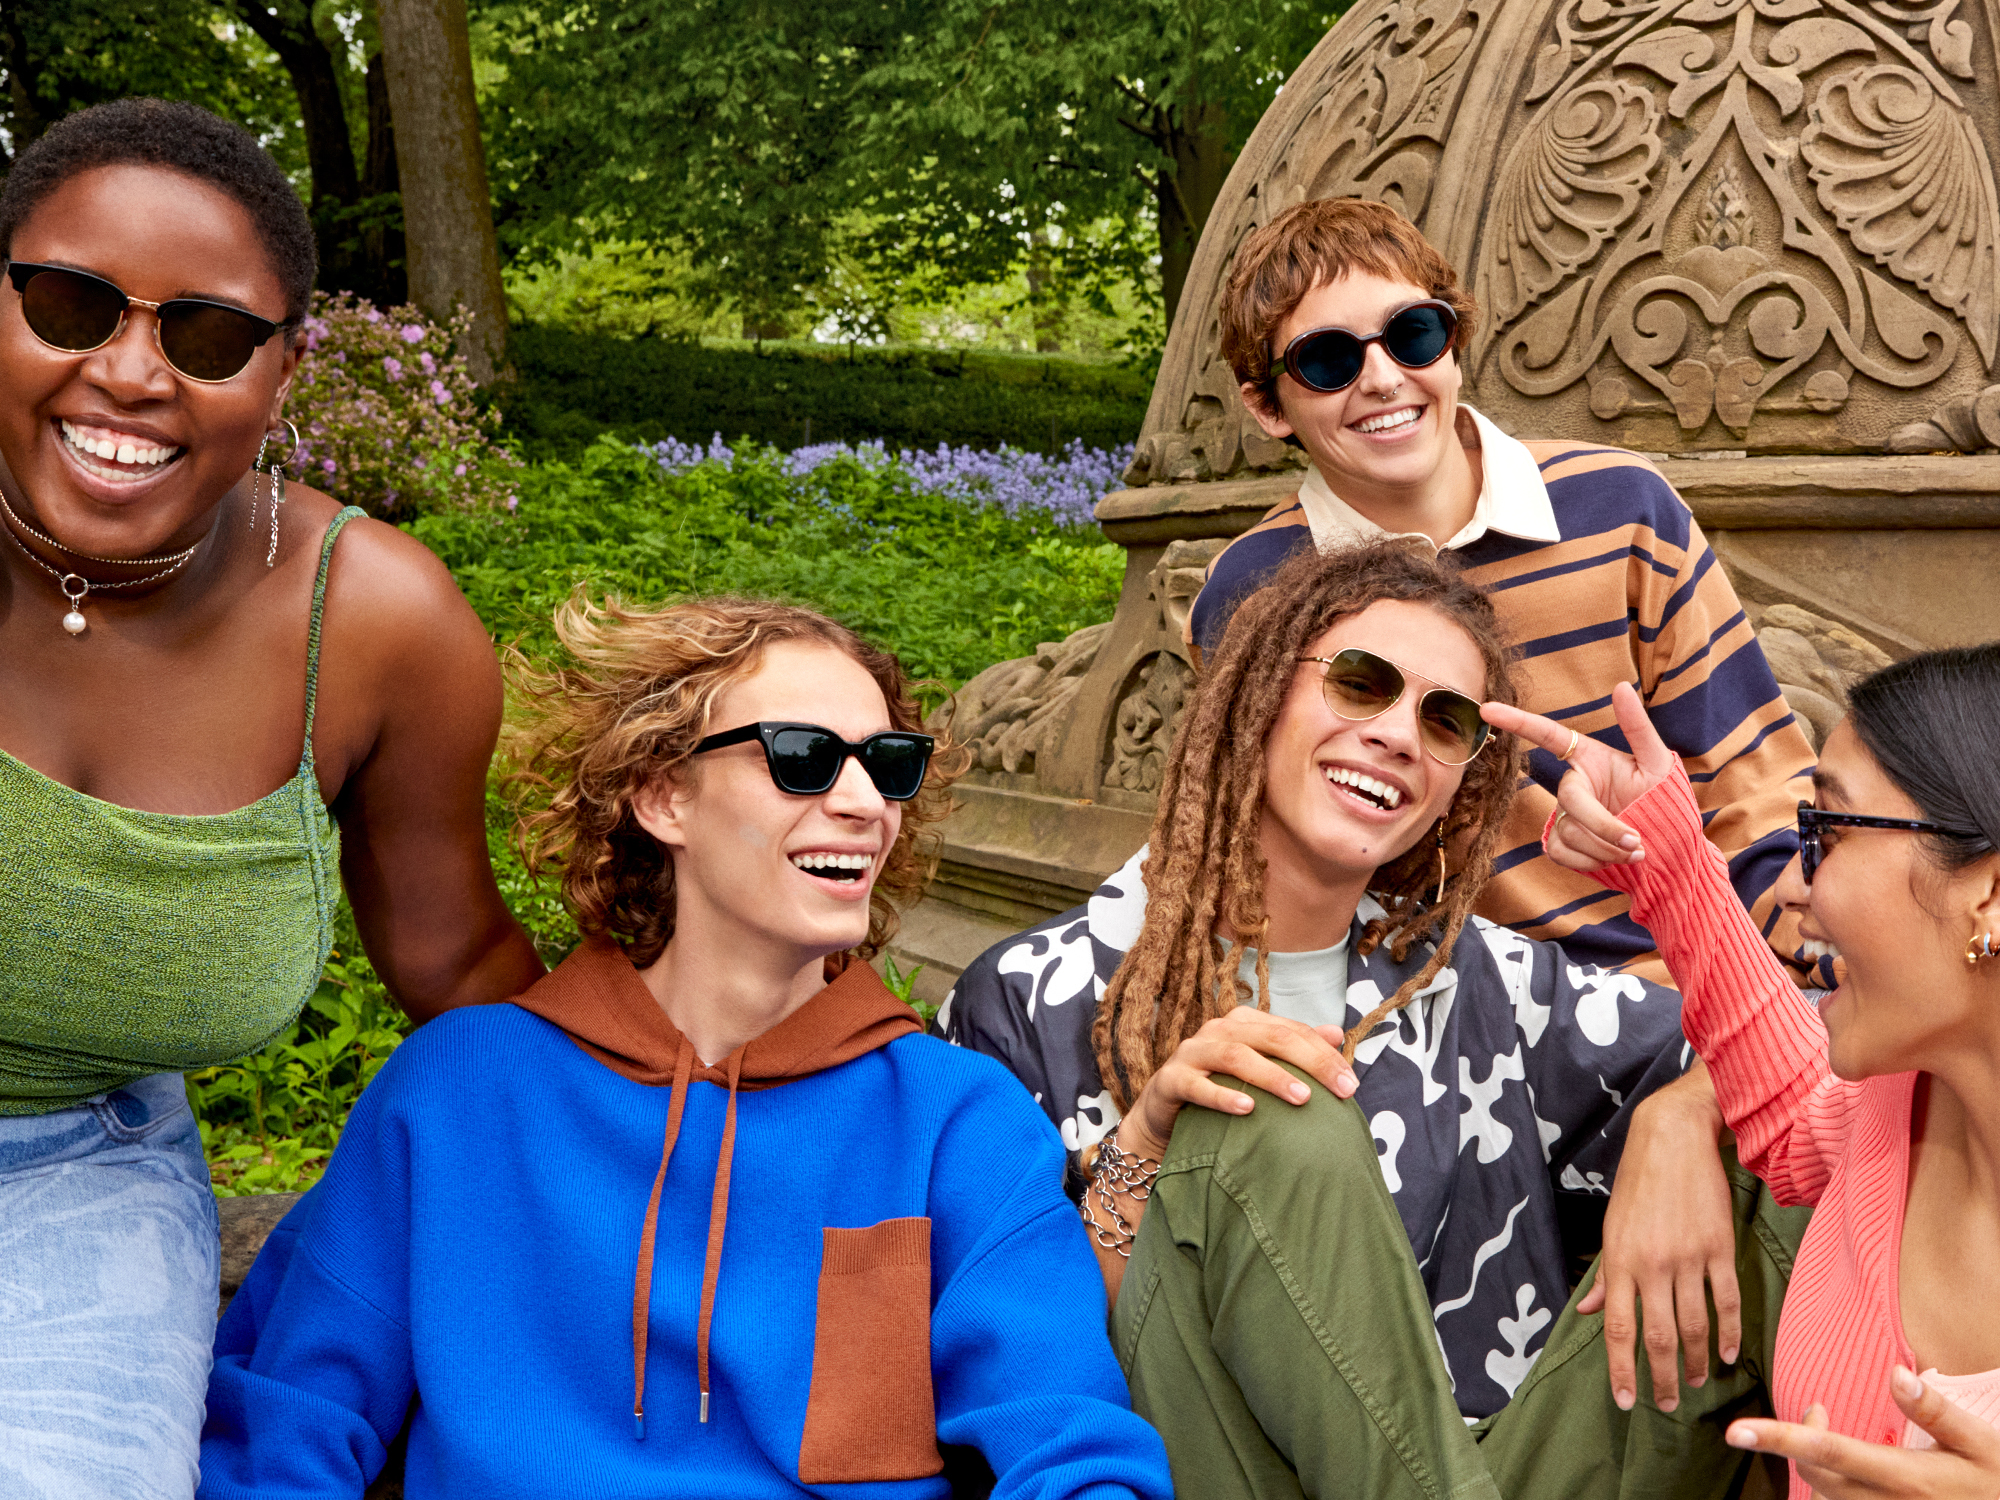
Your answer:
[359,51,408,306]
[226,0,359,212]
[1154,98,1231,330]
[376,0,507,380]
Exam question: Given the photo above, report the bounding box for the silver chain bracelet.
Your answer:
[1082,1134,1161,1259]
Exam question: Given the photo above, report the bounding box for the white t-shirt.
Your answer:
[1234,936,1350,1033]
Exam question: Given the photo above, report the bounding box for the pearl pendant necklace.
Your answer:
[0,503,197,636]
[61,574,89,635]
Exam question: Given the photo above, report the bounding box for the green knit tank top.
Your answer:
[0,507,364,1114]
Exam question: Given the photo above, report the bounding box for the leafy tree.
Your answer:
[1,0,299,175]
[1,0,406,305]
[480,0,1345,334]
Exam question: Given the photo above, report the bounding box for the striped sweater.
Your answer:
[1190,412,1816,982]
[1600,766,1926,1487]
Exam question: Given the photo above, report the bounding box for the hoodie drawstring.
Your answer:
[630,1038,745,1437]
[696,1052,743,1424]
[632,1037,695,1439]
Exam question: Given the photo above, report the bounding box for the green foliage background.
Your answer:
[192,437,1125,1193]
[501,327,1154,460]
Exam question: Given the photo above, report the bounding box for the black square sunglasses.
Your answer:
[1795,802,1958,886]
[6,261,285,383]
[692,721,934,801]
[1270,299,1459,395]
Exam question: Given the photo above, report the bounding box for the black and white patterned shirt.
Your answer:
[940,849,1690,1419]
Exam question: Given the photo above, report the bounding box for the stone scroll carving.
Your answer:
[1481,0,1996,441]
[1104,653,1198,794]
[942,540,1222,791]
[1124,0,2000,477]
[1754,602,1893,748]
[1886,383,2000,449]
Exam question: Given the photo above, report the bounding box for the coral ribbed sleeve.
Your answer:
[1566,764,1925,1468]
[1583,767,1854,1205]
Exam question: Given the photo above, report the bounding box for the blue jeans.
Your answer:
[0,1072,218,1499]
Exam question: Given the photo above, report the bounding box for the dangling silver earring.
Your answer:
[250,434,270,533]
[259,419,299,567]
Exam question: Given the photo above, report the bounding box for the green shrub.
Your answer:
[191,437,1124,1192]
[500,326,1151,461]
[290,293,524,519]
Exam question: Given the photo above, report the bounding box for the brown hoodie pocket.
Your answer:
[797,1216,942,1483]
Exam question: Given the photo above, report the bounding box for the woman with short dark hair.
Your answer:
[0,98,540,1494]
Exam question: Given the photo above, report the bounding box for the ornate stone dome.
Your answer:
[1127,0,2000,485]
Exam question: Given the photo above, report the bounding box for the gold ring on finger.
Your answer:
[1554,811,1570,836]
[1560,728,1580,762]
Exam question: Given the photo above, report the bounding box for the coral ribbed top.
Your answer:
[1590,766,1920,1478]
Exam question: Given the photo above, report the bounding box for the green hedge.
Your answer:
[498,326,1153,459]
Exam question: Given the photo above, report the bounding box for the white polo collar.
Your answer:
[1293,403,1562,554]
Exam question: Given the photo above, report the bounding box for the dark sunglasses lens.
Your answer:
[1322,648,1403,716]
[1797,808,1818,884]
[767,728,842,794]
[860,735,931,801]
[1291,328,1367,392]
[1419,691,1489,765]
[159,303,264,381]
[1384,304,1456,368]
[21,269,124,352]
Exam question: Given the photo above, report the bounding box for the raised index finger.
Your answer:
[1481,700,1574,760]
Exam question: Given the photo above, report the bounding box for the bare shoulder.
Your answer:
[306,497,492,661]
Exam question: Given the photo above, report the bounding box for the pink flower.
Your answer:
[321,458,337,474]
[383,356,403,381]
[365,307,382,324]
[430,380,449,405]
[419,353,436,375]
[401,325,425,344]
[505,495,519,513]
[453,463,467,477]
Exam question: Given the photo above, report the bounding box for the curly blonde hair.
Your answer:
[507,593,966,968]
[1092,541,1523,1108]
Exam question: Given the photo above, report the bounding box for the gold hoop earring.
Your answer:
[1434,818,1448,906]
[1968,932,1997,966]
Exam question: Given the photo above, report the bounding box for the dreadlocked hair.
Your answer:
[1092,539,1523,1109]
[504,592,968,969]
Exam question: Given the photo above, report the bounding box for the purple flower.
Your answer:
[453,463,467,477]
[505,495,519,513]
[365,307,382,324]
[419,352,436,375]
[383,356,404,381]
[430,380,449,405]
[321,458,337,474]
[401,324,425,344]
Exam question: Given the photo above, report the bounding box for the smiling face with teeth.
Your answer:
[1254,599,1485,949]
[1239,270,1480,544]
[1775,719,2000,1082]
[0,164,300,565]
[631,640,903,985]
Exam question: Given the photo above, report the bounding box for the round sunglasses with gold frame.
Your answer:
[6,261,285,383]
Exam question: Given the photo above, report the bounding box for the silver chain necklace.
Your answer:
[0,485,201,569]
[0,497,200,635]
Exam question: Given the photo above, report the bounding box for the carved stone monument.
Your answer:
[891,0,2000,1001]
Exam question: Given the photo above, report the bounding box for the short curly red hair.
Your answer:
[1221,198,1479,418]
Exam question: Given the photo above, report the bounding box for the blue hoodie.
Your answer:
[200,940,1170,1499]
